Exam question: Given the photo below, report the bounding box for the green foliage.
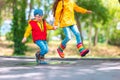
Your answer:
[54,28,65,40]
[76,0,109,24]
[98,34,106,43]
[102,0,120,46]
[11,0,27,55]
[109,30,120,46]
[75,0,109,46]
[6,32,13,41]
[0,0,6,36]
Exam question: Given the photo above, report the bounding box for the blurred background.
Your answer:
[0,0,120,58]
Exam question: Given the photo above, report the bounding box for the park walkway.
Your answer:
[0,56,120,80]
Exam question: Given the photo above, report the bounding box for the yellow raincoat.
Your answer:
[54,0,87,28]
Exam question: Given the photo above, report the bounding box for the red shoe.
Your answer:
[80,49,89,57]
[57,48,64,58]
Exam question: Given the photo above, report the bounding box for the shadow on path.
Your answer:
[0,56,120,80]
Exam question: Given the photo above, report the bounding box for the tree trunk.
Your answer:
[75,15,83,45]
[0,12,2,40]
[88,22,92,51]
[0,0,5,40]
[28,0,33,20]
[12,0,27,55]
[93,28,98,46]
[105,27,109,44]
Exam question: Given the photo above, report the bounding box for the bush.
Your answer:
[6,32,13,41]
[108,30,120,46]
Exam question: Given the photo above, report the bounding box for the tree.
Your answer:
[11,0,27,55]
[75,0,109,48]
[27,0,42,20]
[0,0,6,39]
[103,0,120,46]
[27,0,34,20]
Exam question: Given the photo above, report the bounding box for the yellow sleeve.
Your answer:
[74,3,87,14]
[46,22,54,30]
[24,24,32,38]
[54,1,63,26]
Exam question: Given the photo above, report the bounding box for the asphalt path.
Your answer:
[0,56,120,80]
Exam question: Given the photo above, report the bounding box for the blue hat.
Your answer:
[34,9,43,16]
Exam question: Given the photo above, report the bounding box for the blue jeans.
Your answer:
[35,40,48,57]
[62,25,82,46]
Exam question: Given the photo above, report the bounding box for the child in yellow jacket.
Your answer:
[22,9,56,64]
[53,0,92,58]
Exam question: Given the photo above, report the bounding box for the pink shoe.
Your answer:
[57,48,64,58]
[80,49,89,57]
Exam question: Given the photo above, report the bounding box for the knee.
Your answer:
[40,48,48,55]
[43,48,48,54]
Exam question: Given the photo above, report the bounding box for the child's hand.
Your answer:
[21,37,27,43]
[86,10,92,14]
[53,26,58,30]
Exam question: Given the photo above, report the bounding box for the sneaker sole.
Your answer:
[57,49,64,58]
[81,50,89,57]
